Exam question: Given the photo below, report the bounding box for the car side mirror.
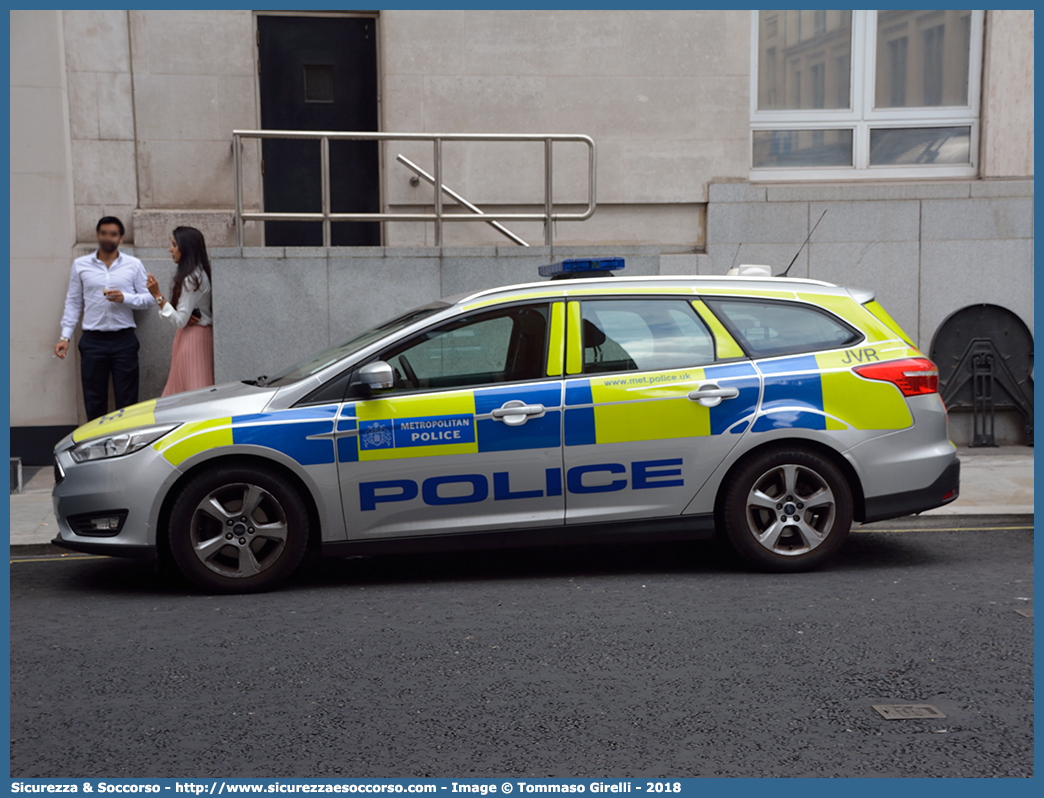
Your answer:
[358,361,395,391]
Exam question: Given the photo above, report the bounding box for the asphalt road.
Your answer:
[10,518,1034,779]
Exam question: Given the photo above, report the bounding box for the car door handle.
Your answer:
[491,401,545,426]
[687,384,740,408]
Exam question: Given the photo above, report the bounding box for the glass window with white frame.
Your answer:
[750,10,983,180]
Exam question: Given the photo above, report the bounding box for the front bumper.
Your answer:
[51,536,156,559]
[51,440,180,559]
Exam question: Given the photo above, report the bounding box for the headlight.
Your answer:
[69,424,179,463]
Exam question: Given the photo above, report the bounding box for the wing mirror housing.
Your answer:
[357,361,395,391]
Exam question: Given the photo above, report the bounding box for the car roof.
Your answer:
[447,274,858,310]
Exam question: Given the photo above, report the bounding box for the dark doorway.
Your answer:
[258,15,380,246]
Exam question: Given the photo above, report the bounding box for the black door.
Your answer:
[258,15,380,247]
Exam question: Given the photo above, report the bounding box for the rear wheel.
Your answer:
[721,446,852,572]
[168,464,309,593]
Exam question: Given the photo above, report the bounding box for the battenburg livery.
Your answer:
[52,260,959,592]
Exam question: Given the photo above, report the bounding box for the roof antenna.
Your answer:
[777,209,827,278]
[852,239,876,270]
[729,243,742,273]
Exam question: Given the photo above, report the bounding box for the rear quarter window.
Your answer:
[704,297,862,358]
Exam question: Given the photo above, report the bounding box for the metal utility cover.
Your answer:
[872,704,947,720]
[1014,609,1034,618]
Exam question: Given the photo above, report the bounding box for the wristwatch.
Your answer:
[59,336,69,342]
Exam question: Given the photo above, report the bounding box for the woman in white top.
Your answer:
[145,226,214,396]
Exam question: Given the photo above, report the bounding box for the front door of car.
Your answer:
[336,301,566,538]
[561,297,761,523]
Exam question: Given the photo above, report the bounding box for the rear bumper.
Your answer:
[862,458,960,522]
[844,393,959,521]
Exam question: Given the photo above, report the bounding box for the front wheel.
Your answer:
[168,464,309,593]
[720,446,852,572]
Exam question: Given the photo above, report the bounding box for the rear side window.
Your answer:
[705,298,861,358]
[582,299,715,373]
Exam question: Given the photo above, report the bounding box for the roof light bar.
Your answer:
[538,257,625,279]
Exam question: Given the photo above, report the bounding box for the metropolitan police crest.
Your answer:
[360,420,394,450]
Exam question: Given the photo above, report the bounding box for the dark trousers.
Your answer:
[78,328,140,421]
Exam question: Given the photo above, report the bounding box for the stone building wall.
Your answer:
[10,11,79,432]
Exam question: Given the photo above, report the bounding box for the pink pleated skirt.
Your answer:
[161,325,215,397]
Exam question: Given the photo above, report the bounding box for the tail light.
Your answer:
[854,357,939,397]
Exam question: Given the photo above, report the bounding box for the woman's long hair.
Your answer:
[169,226,212,308]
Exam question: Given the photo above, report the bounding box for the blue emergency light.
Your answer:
[538,257,626,279]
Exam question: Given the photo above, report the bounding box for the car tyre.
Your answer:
[168,464,309,593]
[721,446,852,572]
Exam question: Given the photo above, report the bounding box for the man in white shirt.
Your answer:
[54,217,155,421]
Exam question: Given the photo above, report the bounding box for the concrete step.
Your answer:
[10,457,22,494]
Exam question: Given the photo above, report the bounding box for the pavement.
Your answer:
[8,445,1033,550]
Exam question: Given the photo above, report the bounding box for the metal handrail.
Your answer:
[232,130,597,247]
[395,154,529,247]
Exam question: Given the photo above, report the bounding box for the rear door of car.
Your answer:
[336,300,567,538]
[561,294,761,523]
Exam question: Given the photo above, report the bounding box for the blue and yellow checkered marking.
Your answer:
[229,406,340,467]
[814,348,913,430]
[704,362,760,435]
[749,350,913,432]
[336,405,359,463]
[563,382,596,446]
[346,385,566,462]
[154,406,342,467]
[562,361,761,446]
[153,417,234,466]
[151,342,915,470]
[475,384,562,453]
[352,392,477,461]
[174,388,569,467]
[752,355,826,432]
[73,399,159,443]
[566,369,712,446]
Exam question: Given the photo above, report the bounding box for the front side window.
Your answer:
[380,304,549,392]
[581,299,715,374]
[751,10,982,179]
[268,302,448,386]
[705,298,861,359]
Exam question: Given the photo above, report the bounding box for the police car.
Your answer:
[52,258,959,592]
